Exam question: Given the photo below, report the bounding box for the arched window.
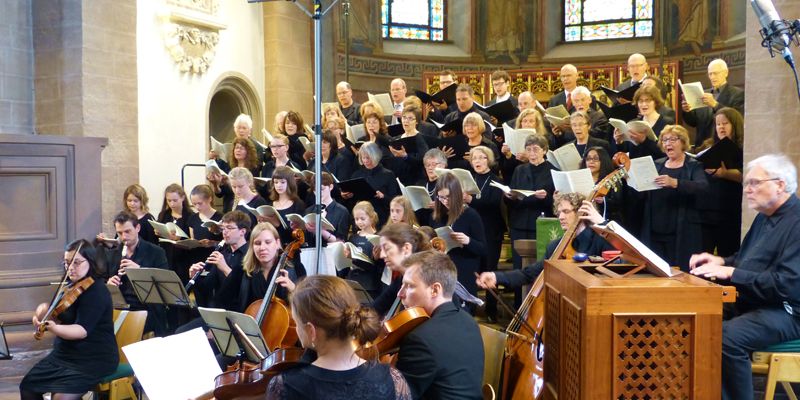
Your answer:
[564,0,654,42]
[381,0,445,41]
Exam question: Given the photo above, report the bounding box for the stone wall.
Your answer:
[743,0,800,230]
[1,0,34,134]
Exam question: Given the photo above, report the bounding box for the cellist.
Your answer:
[476,192,612,290]
[237,223,306,313]
[20,239,118,400]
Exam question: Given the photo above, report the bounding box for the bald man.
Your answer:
[681,59,744,148]
[336,81,362,125]
[517,91,535,111]
[548,64,579,111]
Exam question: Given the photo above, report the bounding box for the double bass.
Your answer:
[500,153,629,399]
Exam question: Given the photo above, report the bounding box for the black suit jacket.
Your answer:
[396,301,484,400]
[684,83,745,148]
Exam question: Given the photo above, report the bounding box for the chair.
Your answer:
[479,324,507,396]
[752,339,800,400]
[95,310,148,400]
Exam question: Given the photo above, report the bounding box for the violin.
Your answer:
[34,242,93,340]
[213,347,305,400]
[35,277,95,340]
[501,153,630,399]
[244,229,305,351]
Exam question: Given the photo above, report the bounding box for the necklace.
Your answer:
[475,173,492,199]
[425,180,436,197]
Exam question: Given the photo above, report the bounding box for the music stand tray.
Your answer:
[125,268,194,308]
[345,280,374,305]
[0,322,11,360]
[107,283,129,309]
[198,307,269,363]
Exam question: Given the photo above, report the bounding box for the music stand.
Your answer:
[125,268,194,308]
[198,308,269,363]
[345,280,373,305]
[107,283,129,309]
[0,322,11,360]
[591,221,676,278]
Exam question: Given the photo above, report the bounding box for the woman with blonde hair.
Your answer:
[266,275,411,399]
[639,125,708,270]
[389,196,418,227]
[238,222,305,312]
[121,184,158,244]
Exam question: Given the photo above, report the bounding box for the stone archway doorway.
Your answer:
[208,74,264,145]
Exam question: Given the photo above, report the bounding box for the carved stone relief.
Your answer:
[159,0,226,74]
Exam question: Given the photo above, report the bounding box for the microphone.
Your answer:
[751,0,796,65]
[185,240,225,292]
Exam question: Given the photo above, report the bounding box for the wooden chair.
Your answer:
[752,340,800,400]
[479,324,507,394]
[95,310,148,400]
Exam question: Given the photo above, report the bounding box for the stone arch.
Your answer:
[207,73,264,145]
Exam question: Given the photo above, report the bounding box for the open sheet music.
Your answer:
[502,123,535,155]
[551,168,595,197]
[546,143,582,171]
[591,221,675,277]
[679,79,707,110]
[397,178,434,211]
[626,156,661,192]
[367,92,395,116]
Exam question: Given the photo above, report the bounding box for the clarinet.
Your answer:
[185,240,225,292]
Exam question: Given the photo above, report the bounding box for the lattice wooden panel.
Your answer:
[544,285,561,388]
[562,298,582,400]
[613,315,694,400]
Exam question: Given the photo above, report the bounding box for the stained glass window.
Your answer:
[564,0,653,42]
[381,0,445,42]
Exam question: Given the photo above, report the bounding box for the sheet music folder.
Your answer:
[198,308,269,362]
[125,268,194,308]
[591,221,676,277]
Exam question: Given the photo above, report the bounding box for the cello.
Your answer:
[500,153,629,399]
[244,229,305,351]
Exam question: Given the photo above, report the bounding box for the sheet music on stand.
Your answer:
[198,308,269,362]
[591,221,676,277]
[0,322,11,360]
[124,268,194,308]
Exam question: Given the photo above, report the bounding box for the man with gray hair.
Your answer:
[690,154,800,400]
[336,81,361,125]
[681,58,744,148]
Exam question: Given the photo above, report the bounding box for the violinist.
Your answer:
[477,192,611,290]
[265,275,412,400]
[20,239,118,400]
[394,251,484,400]
[371,223,432,318]
[237,223,306,313]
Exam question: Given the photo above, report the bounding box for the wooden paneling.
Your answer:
[0,134,107,323]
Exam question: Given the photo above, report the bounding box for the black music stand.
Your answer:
[107,283,129,309]
[125,268,194,308]
[198,307,268,363]
[0,322,11,360]
[345,280,373,305]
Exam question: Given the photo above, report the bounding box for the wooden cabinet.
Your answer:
[543,260,733,400]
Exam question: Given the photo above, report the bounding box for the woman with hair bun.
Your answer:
[266,275,411,400]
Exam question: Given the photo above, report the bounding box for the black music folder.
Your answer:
[415,83,458,105]
[337,177,378,202]
[601,82,641,103]
[598,101,639,122]
[695,137,741,169]
[475,100,519,123]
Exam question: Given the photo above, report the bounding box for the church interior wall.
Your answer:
[136,0,266,218]
[0,0,34,135]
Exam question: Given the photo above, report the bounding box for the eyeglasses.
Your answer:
[744,178,780,188]
[221,225,240,231]
[661,136,680,143]
[437,195,450,202]
[556,209,574,216]
[62,258,86,270]
[401,116,416,122]
[585,156,600,162]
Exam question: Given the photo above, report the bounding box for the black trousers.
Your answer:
[481,237,503,318]
[722,306,800,400]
